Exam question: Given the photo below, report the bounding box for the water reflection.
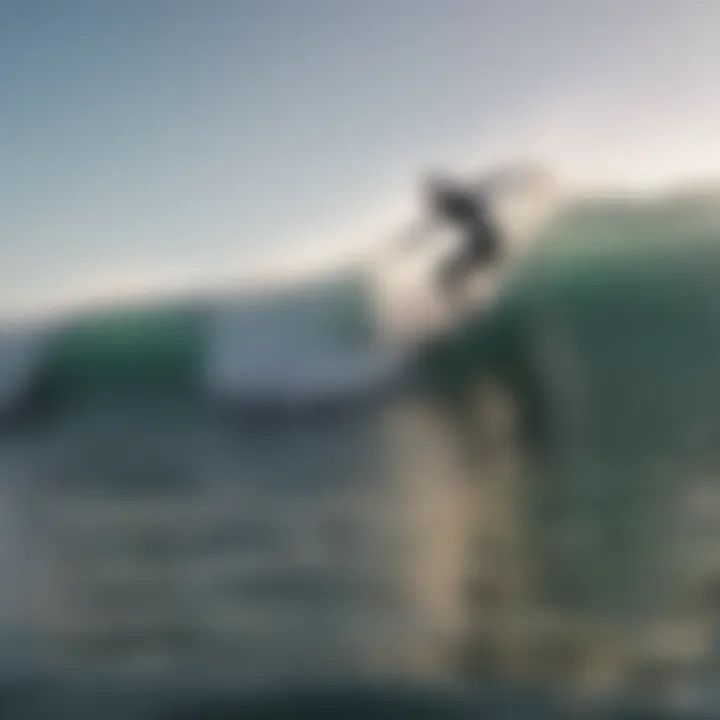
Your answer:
[0,376,717,713]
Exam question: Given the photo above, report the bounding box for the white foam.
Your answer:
[204,293,402,406]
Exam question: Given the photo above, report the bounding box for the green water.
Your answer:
[2,191,720,710]
[411,195,720,641]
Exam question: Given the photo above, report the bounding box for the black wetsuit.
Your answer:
[430,186,501,296]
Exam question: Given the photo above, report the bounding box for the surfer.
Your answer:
[400,165,546,304]
[424,176,503,299]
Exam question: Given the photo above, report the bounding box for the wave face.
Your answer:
[418,190,720,375]
[3,187,720,417]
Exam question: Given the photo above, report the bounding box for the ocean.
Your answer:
[0,186,719,717]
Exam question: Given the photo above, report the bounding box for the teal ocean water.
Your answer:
[0,187,719,717]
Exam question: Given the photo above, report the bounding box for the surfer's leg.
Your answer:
[438,250,473,299]
[469,221,501,266]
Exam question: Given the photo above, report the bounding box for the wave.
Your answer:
[3,185,720,420]
[5,272,394,417]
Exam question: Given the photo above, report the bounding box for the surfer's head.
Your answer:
[423,174,460,212]
[422,173,483,224]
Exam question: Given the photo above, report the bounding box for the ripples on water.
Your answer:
[0,370,717,718]
[2,200,720,717]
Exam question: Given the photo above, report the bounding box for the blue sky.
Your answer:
[3,0,720,313]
